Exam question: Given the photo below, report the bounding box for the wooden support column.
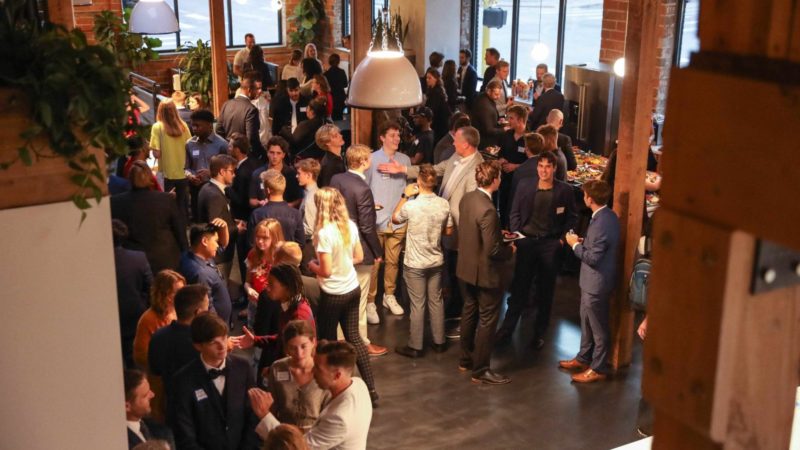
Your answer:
[47,0,74,28]
[608,0,660,369]
[350,0,373,145]
[209,0,228,117]
[645,1,800,447]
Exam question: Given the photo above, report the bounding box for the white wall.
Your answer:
[0,200,126,449]
[392,0,462,74]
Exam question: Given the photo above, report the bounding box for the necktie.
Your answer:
[139,420,152,440]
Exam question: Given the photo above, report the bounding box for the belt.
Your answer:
[523,233,559,240]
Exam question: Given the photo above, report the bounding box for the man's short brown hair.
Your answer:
[295,158,321,180]
[228,132,250,155]
[124,369,146,401]
[379,120,401,137]
[416,164,437,190]
[128,160,153,189]
[582,179,612,206]
[261,169,286,194]
[475,160,501,188]
[345,144,371,169]
[536,124,558,148]
[486,80,503,92]
[495,59,510,70]
[210,154,236,177]
[317,339,356,371]
[190,312,228,344]
[507,105,528,122]
[524,132,545,156]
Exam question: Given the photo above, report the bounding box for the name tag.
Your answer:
[192,149,200,157]
[276,371,290,382]
[556,207,565,214]
[299,107,307,112]
[194,389,208,402]
[518,146,526,153]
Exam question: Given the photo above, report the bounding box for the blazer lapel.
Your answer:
[196,362,226,422]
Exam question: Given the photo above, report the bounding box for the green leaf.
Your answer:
[18,147,32,166]
[20,125,43,140]
[72,194,91,210]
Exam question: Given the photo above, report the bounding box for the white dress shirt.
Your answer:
[127,420,146,443]
[201,357,227,395]
[290,99,299,132]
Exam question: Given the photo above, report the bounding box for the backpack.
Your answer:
[629,257,652,312]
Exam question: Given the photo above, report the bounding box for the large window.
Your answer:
[342,0,389,37]
[127,0,283,52]
[561,0,603,75]
[674,0,699,67]
[475,0,515,78]
[515,0,559,81]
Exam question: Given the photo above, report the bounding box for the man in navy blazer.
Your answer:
[197,154,239,279]
[501,151,578,348]
[125,369,175,449]
[561,179,620,383]
[170,313,260,449]
[458,49,479,109]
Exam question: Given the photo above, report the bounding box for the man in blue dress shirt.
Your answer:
[179,219,232,325]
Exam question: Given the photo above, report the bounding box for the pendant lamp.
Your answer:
[129,0,180,35]
[530,0,549,62]
[346,10,422,110]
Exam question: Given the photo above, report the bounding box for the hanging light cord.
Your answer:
[538,0,543,42]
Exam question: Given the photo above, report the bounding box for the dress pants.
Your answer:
[354,264,372,346]
[501,237,561,337]
[576,290,610,373]
[369,227,406,301]
[164,178,190,227]
[459,280,503,376]
[404,265,445,350]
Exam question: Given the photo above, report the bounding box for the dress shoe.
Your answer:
[369,390,380,409]
[571,368,608,383]
[431,342,448,353]
[367,343,388,356]
[457,361,472,372]
[471,370,511,385]
[395,345,423,358]
[558,358,589,372]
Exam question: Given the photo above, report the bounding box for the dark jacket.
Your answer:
[127,418,175,450]
[459,64,479,108]
[280,116,324,157]
[575,207,621,295]
[528,88,565,130]
[248,201,305,246]
[425,85,452,143]
[197,181,236,264]
[271,94,309,136]
[472,93,506,149]
[111,189,189,274]
[230,157,261,220]
[170,355,260,450]
[510,155,539,202]
[456,189,514,289]
[148,321,197,396]
[318,152,346,188]
[433,132,455,165]
[324,66,348,120]
[558,133,577,170]
[509,178,578,238]
[329,171,383,265]
[479,65,497,92]
[216,96,264,159]
[114,246,152,367]
[444,76,460,112]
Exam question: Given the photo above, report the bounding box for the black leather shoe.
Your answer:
[471,370,511,385]
[431,342,448,353]
[395,345,423,358]
[445,325,461,340]
[369,390,379,408]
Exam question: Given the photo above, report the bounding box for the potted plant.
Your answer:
[178,40,240,106]
[0,0,131,221]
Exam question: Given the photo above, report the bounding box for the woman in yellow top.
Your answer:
[150,101,191,222]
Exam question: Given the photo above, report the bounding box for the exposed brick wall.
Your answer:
[599,0,628,64]
[73,0,122,43]
[654,0,677,115]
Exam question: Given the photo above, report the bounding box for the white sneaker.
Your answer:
[383,294,404,316]
[366,302,380,324]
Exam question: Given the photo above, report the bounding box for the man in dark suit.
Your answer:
[125,369,175,449]
[508,132,545,206]
[456,161,515,385]
[433,113,471,164]
[458,49,479,109]
[330,144,388,356]
[528,72,565,131]
[216,73,264,160]
[561,180,620,383]
[547,109,577,170]
[502,151,578,349]
[197,154,239,279]
[472,80,507,149]
[279,96,325,157]
[479,47,500,92]
[248,169,304,246]
[227,133,261,282]
[113,220,153,369]
[170,313,260,449]
[271,78,309,137]
[111,161,189,274]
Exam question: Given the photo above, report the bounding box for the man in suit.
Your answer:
[456,161,515,384]
[457,49,479,109]
[528,72,565,131]
[149,284,209,400]
[472,80,507,149]
[179,221,232,324]
[170,313,260,449]
[479,47,500,92]
[248,169,305,247]
[249,136,303,209]
[547,109,577,170]
[227,132,261,282]
[433,113,470,164]
[330,145,389,356]
[197,154,239,279]
[271,78,309,137]
[279,96,325,157]
[537,124,569,181]
[491,60,513,117]
[217,72,264,160]
[508,132,545,202]
[186,109,229,222]
[501,151,578,349]
[111,161,189,274]
[113,219,153,369]
[561,180,620,383]
[125,369,175,449]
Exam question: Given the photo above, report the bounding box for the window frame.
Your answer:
[672,0,692,67]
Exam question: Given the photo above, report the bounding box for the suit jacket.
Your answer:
[509,178,578,238]
[574,207,621,295]
[170,355,260,450]
[230,157,261,220]
[318,152,346,188]
[271,94,309,136]
[472,93,506,149]
[197,181,236,263]
[459,64,479,108]
[426,86,452,143]
[111,189,189,274]
[433,133,454,165]
[528,88,565,130]
[480,65,497,92]
[127,418,175,450]
[148,321,198,397]
[279,116,323,156]
[558,133,577,170]
[114,247,153,344]
[456,189,513,288]
[329,171,383,264]
[217,96,264,159]
[509,156,539,202]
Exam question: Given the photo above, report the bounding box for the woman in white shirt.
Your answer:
[308,187,379,403]
[281,49,303,82]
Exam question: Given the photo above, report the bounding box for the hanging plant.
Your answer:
[288,0,326,48]
[179,39,213,106]
[93,8,162,70]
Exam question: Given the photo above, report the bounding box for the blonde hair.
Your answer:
[344,144,371,170]
[314,187,352,249]
[156,101,188,137]
[250,219,285,265]
[295,158,321,180]
[315,124,340,150]
[274,241,303,266]
[261,169,286,194]
[264,424,308,450]
[150,270,186,316]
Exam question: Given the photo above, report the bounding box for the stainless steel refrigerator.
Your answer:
[562,63,623,156]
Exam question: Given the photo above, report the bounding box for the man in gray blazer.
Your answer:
[561,179,620,383]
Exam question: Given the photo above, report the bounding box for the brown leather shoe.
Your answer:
[367,343,388,356]
[558,358,589,372]
[571,369,607,383]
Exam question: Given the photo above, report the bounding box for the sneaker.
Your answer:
[366,303,380,324]
[383,294,404,315]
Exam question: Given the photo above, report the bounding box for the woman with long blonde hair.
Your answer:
[150,101,192,221]
[308,187,378,404]
[245,218,285,331]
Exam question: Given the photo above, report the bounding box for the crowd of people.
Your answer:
[113,38,627,450]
